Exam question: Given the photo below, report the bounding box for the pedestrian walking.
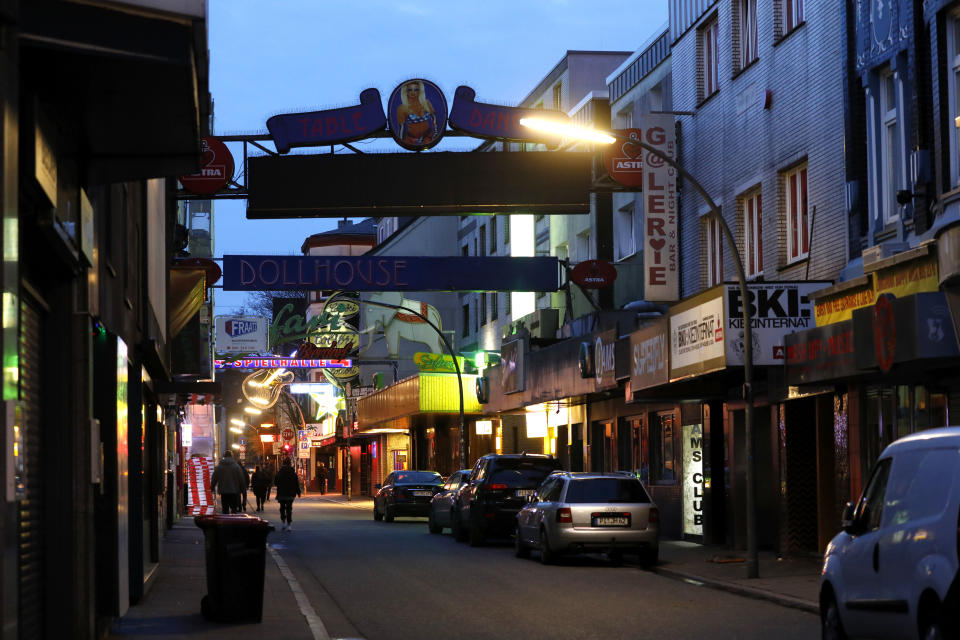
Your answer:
[239,464,250,511]
[264,463,274,502]
[274,457,301,531]
[316,462,328,495]
[251,465,269,511]
[210,450,247,514]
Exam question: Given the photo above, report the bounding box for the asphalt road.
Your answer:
[266,496,819,640]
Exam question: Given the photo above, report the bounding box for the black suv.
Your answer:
[453,453,562,546]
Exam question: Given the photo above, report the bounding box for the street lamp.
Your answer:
[520,117,759,579]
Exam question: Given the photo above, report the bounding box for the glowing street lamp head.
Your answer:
[243,407,262,415]
[518,117,617,145]
[229,427,243,435]
[230,418,245,427]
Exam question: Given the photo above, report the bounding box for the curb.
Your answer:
[651,566,820,615]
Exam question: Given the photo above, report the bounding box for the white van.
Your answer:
[820,427,960,639]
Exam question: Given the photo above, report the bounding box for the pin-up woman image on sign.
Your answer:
[389,79,447,151]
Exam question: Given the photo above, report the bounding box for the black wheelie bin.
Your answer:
[195,513,274,623]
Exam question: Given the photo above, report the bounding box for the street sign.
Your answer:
[238,437,246,446]
[281,427,295,444]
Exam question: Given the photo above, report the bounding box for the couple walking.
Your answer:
[212,454,301,530]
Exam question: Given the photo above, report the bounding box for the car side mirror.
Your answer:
[840,502,857,534]
[527,494,538,503]
[374,483,381,490]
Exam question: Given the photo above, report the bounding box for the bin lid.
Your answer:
[194,513,274,531]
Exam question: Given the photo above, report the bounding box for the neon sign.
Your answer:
[215,358,353,369]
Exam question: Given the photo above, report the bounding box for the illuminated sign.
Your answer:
[387,79,447,151]
[223,255,560,292]
[215,315,269,354]
[640,114,679,302]
[266,88,387,154]
[179,136,235,195]
[288,383,336,394]
[603,128,644,187]
[414,352,465,373]
[448,85,566,146]
[475,420,493,435]
[260,434,275,443]
[214,358,353,369]
[682,424,704,536]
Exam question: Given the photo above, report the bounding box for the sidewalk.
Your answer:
[318,492,821,614]
[109,516,315,639]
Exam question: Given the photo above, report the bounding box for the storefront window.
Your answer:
[651,412,676,484]
[862,384,949,480]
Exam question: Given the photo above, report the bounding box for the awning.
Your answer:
[168,267,206,338]
[357,373,482,432]
[20,0,210,183]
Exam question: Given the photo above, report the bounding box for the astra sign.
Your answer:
[223,255,560,292]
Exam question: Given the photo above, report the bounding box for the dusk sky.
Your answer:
[209,0,669,316]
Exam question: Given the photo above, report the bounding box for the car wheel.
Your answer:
[638,548,658,568]
[539,527,556,565]
[373,503,382,521]
[428,511,442,534]
[820,590,847,640]
[468,514,485,547]
[384,505,394,522]
[452,510,467,542]
[514,526,530,559]
[919,594,945,640]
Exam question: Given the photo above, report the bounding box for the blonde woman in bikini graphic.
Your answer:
[396,80,438,146]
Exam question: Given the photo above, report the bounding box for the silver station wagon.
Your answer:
[514,471,659,566]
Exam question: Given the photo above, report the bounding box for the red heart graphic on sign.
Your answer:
[649,238,665,251]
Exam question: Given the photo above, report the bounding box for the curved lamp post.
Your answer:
[329,294,467,471]
[520,118,759,579]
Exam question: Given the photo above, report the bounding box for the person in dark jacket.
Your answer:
[251,465,269,512]
[274,457,301,531]
[210,451,246,514]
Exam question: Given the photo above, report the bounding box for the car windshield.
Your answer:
[489,459,559,488]
[565,478,651,504]
[395,471,442,484]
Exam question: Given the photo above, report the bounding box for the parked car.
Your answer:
[373,470,443,522]
[819,427,960,640]
[514,471,659,566]
[453,453,562,546]
[428,469,472,534]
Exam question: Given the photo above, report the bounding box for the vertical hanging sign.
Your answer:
[640,114,679,301]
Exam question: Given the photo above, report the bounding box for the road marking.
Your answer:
[268,545,334,640]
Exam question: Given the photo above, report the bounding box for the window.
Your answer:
[742,190,763,277]
[553,82,562,111]
[575,230,590,261]
[489,217,497,255]
[614,199,641,261]
[491,292,498,320]
[784,164,809,262]
[652,413,676,483]
[779,0,804,35]
[462,303,470,337]
[736,0,758,71]
[855,458,891,531]
[699,16,719,100]
[503,216,510,244]
[480,292,487,326]
[705,215,723,287]
[462,244,469,257]
[879,68,903,224]
[949,15,960,188]
[505,293,511,316]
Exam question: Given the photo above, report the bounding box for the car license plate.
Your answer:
[413,490,433,497]
[592,514,630,527]
[516,489,535,498]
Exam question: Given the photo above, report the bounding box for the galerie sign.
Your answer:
[640,114,678,302]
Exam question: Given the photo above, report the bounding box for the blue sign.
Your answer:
[448,86,567,147]
[223,255,560,292]
[224,318,261,337]
[387,79,447,151]
[266,88,387,154]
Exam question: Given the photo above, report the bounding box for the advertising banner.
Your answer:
[214,315,269,354]
[785,320,857,385]
[594,329,618,390]
[724,282,825,366]
[501,338,526,394]
[629,319,669,391]
[670,290,725,380]
[640,114,679,301]
[814,256,939,326]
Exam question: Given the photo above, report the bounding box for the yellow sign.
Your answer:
[414,352,465,373]
[815,256,939,326]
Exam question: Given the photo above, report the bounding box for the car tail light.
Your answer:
[485,483,508,491]
[557,507,572,523]
[397,488,409,498]
[648,507,660,524]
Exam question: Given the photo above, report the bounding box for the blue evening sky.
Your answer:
[209,0,668,315]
